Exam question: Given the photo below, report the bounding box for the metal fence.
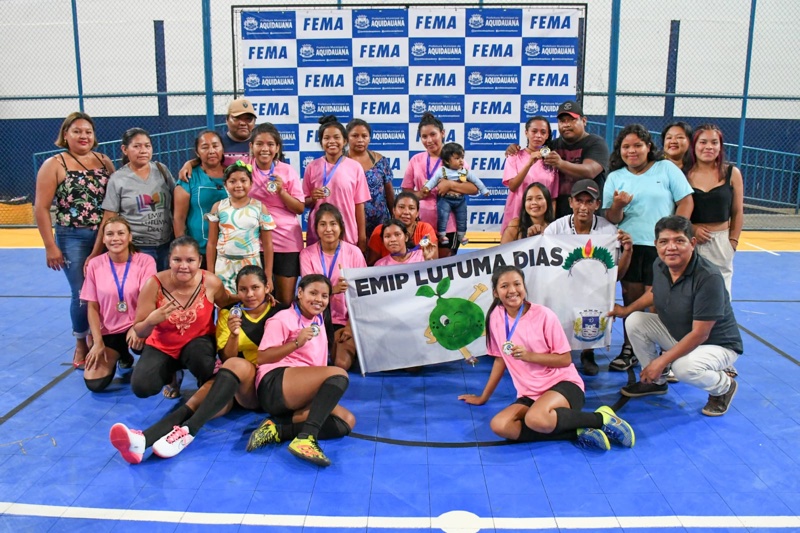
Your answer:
[3,0,800,229]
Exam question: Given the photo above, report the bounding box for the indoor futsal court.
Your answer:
[1,229,799,532]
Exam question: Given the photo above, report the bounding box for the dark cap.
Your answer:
[571,179,600,199]
[557,100,583,119]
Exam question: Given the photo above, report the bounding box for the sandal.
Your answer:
[72,338,89,370]
[162,370,184,399]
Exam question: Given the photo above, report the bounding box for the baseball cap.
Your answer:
[227,98,256,118]
[557,100,583,119]
[571,179,600,199]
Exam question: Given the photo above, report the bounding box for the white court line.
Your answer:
[743,241,780,256]
[2,503,800,529]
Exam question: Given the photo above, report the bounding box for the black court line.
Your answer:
[0,365,75,426]
[738,324,800,367]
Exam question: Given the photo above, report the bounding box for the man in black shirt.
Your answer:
[609,216,741,416]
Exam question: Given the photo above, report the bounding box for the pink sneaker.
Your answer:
[109,423,145,465]
[152,425,194,459]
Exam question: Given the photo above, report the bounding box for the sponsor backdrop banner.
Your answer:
[344,234,617,374]
[236,6,582,231]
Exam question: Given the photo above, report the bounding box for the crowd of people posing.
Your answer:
[33,98,743,466]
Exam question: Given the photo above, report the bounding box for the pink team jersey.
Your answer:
[486,303,583,400]
[303,156,371,246]
[248,159,304,253]
[401,152,457,233]
[374,248,424,267]
[501,153,558,234]
[80,252,157,335]
[255,307,328,389]
[299,241,366,325]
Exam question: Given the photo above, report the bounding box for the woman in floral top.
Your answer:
[35,112,115,369]
[346,118,394,239]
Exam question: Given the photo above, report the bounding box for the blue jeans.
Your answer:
[138,241,171,271]
[436,195,467,235]
[54,225,96,337]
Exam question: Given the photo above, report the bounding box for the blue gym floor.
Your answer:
[1,247,799,532]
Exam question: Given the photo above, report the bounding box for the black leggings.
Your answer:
[130,335,216,398]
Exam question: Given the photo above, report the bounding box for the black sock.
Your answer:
[277,421,304,443]
[184,368,240,436]
[143,404,194,448]
[299,374,348,439]
[84,374,115,393]
[553,408,603,434]
[517,424,574,442]
[317,415,352,440]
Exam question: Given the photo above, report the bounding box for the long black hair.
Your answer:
[485,265,528,350]
[516,183,554,240]
[609,124,663,172]
[251,122,286,163]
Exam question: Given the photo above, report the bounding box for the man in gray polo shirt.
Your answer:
[609,215,742,416]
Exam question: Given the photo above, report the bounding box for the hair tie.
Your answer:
[235,160,252,172]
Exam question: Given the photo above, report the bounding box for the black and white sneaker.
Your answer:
[609,344,638,371]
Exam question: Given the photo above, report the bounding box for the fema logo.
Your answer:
[354,14,370,29]
[302,156,315,170]
[468,72,484,86]
[299,44,315,59]
[243,17,258,31]
[467,127,483,142]
[468,14,484,29]
[411,100,427,114]
[355,72,371,87]
[524,100,539,114]
[245,73,260,89]
[410,43,427,57]
[301,101,316,115]
[525,42,541,57]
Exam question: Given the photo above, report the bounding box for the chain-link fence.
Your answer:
[3,0,799,229]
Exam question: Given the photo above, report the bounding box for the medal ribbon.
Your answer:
[426,155,442,182]
[390,245,420,257]
[109,255,132,307]
[293,302,322,329]
[322,156,343,189]
[504,307,523,344]
[319,242,341,280]
[235,299,267,312]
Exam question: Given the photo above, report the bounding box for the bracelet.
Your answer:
[729,238,739,243]
[294,339,299,348]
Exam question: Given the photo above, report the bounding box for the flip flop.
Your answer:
[162,370,184,399]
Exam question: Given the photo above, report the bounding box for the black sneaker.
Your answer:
[701,379,738,417]
[620,381,669,398]
[580,349,599,376]
[609,344,638,371]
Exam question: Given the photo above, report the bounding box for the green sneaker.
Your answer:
[576,428,610,451]
[288,434,331,467]
[596,406,635,447]
[246,419,280,452]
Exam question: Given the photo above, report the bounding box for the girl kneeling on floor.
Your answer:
[246,274,356,467]
[458,265,635,451]
[109,265,286,463]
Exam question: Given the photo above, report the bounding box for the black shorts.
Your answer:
[272,252,301,278]
[101,332,141,362]
[257,366,290,416]
[513,380,585,410]
[622,245,658,285]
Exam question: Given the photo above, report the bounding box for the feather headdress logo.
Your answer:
[562,239,615,274]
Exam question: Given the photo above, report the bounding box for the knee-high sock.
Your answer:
[184,368,240,436]
[516,409,602,442]
[143,404,194,448]
[299,374,348,439]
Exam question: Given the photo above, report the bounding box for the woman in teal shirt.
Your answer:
[173,130,229,267]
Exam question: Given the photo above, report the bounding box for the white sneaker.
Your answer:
[109,423,146,465]
[152,425,194,459]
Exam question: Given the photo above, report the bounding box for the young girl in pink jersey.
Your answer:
[248,123,305,305]
[458,266,635,451]
[81,216,156,392]
[247,274,356,467]
[303,115,371,252]
[374,219,437,267]
[300,204,366,371]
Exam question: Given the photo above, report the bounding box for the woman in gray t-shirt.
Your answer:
[92,128,176,270]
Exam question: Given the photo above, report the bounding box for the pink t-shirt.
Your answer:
[401,152,457,233]
[486,303,583,401]
[501,153,558,234]
[80,252,157,335]
[255,307,328,389]
[299,241,366,325]
[303,156,371,246]
[374,248,424,267]
[248,159,304,253]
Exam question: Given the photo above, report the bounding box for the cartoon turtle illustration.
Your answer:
[416,277,488,365]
